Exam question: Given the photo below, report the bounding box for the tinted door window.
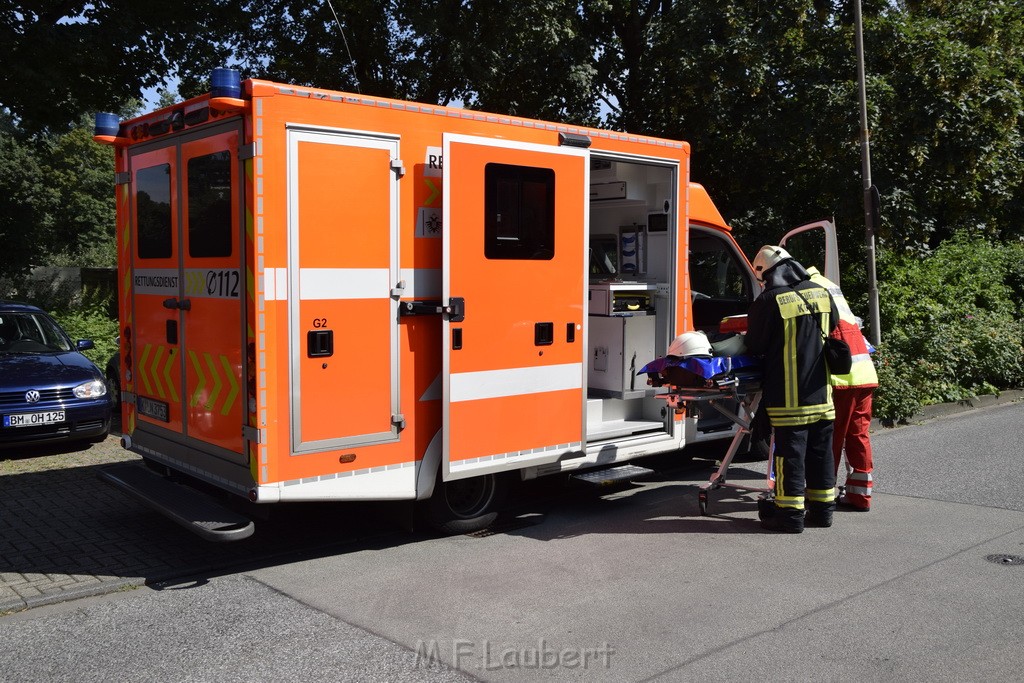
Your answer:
[136,164,172,259]
[187,151,233,257]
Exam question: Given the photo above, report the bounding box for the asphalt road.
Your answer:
[2,401,1023,682]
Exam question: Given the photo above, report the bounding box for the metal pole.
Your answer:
[854,0,881,346]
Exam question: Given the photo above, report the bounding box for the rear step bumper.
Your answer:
[99,462,255,542]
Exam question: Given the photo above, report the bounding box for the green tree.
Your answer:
[44,119,117,268]
[1,2,237,132]
[0,114,55,279]
[869,1,1024,251]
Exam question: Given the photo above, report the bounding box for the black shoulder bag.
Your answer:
[794,289,853,375]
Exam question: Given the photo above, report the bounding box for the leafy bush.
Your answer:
[873,236,1024,423]
[49,288,118,369]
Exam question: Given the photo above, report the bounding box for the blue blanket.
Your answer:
[639,354,760,379]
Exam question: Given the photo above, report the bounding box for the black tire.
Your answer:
[425,472,506,535]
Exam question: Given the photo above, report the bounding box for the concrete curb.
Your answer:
[871,389,1024,432]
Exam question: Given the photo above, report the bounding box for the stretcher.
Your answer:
[640,355,775,515]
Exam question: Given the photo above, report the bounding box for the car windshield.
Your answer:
[0,312,73,354]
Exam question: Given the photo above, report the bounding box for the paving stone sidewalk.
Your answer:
[0,426,398,613]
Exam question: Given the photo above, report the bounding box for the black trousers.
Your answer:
[772,419,837,512]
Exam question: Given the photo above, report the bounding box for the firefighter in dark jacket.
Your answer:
[745,245,840,533]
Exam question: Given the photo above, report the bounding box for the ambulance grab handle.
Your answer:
[162,298,192,311]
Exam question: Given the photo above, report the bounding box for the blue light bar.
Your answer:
[211,68,241,99]
[94,112,120,138]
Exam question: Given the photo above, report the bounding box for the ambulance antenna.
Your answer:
[324,0,361,93]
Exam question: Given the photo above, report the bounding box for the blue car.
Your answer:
[0,300,112,447]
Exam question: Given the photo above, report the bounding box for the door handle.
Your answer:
[162,298,192,311]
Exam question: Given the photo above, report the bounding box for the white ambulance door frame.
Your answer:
[780,219,840,285]
[587,149,683,443]
[441,133,590,481]
[285,125,401,453]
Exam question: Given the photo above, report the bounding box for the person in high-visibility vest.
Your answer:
[807,267,878,511]
[746,246,840,533]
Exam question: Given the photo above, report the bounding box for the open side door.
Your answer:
[442,134,588,481]
[780,219,840,284]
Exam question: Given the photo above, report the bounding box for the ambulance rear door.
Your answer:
[128,121,246,465]
[442,134,588,481]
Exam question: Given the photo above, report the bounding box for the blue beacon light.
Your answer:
[211,68,242,99]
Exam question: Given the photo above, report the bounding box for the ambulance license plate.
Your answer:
[137,396,169,422]
[4,411,65,428]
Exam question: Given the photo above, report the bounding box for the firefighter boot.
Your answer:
[760,506,804,533]
[805,502,835,528]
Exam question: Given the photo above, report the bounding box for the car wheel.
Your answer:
[424,472,506,535]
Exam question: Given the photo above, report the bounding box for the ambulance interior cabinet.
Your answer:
[588,314,656,398]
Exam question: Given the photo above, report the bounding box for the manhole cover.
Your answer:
[985,554,1024,566]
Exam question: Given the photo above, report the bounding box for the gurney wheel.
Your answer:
[698,491,709,516]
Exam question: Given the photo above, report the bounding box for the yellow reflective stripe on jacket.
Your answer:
[831,354,879,388]
[769,413,836,426]
[783,318,798,407]
[807,268,879,388]
[767,407,836,426]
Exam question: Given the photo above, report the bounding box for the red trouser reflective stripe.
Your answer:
[832,386,874,508]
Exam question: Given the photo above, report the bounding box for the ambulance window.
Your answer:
[689,231,750,299]
[689,227,753,332]
[187,151,232,257]
[136,164,172,259]
[484,163,555,260]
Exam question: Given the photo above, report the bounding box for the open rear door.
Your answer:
[443,135,588,480]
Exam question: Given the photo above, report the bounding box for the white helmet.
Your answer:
[667,331,712,358]
[752,245,792,282]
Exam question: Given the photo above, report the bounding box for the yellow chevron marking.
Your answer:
[127,411,135,434]
[220,355,239,415]
[425,178,440,206]
[188,350,207,408]
[203,352,222,411]
[163,348,179,403]
[151,345,166,399]
[184,271,203,296]
[138,344,153,395]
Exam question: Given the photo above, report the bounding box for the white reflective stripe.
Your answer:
[846,485,871,495]
[132,268,179,296]
[450,363,583,402]
[299,268,389,300]
[848,471,872,481]
[264,268,288,301]
[276,268,288,301]
[851,353,872,363]
[399,268,441,298]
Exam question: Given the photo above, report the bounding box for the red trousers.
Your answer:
[832,387,874,509]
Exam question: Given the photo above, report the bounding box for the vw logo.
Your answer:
[25,390,41,404]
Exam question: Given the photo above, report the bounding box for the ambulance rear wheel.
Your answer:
[425,473,505,535]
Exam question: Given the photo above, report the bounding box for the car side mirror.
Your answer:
[77,339,95,351]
